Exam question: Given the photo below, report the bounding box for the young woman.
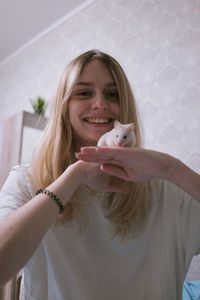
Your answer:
[0,50,200,300]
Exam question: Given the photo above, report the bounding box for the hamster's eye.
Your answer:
[116,135,119,138]
[123,135,127,139]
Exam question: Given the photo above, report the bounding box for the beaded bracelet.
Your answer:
[36,188,64,214]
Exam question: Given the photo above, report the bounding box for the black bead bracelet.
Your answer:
[36,188,64,214]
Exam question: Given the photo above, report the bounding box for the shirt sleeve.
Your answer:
[163,180,200,267]
[0,165,33,220]
[178,186,200,256]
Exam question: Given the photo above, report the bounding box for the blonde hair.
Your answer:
[31,49,151,237]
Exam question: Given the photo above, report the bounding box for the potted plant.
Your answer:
[30,96,47,115]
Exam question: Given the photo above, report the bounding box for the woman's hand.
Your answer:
[73,160,129,194]
[76,147,200,203]
[76,147,177,182]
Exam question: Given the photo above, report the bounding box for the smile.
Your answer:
[84,118,113,124]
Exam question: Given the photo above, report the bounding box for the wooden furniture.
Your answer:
[0,111,47,300]
[0,110,47,189]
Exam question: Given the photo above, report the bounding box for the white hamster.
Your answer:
[97,121,136,147]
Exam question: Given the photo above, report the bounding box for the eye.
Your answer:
[105,91,119,101]
[123,135,127,139]
[116,135,119,138]
[77,90,94,99]
[78,91,92,97]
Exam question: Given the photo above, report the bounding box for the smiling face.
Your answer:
[69,59,120,150]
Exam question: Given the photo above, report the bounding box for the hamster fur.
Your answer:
[97,121,136,147]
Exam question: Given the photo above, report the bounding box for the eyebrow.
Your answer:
[76,81,116,87]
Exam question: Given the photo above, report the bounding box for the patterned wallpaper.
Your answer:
[0,0,199,170]
[0,0,200,279]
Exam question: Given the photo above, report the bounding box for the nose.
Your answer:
[91,93,109,110]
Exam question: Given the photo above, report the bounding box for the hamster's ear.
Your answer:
[114,120,120,128]
[127,122,135,130]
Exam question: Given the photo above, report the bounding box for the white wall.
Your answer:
[0,0,200,170]
[0,0,200,279]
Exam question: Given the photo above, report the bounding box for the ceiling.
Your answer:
[0,0,90,65]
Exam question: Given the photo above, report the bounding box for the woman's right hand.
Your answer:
[71,160,129,194]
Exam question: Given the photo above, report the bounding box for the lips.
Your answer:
[84,117,113,124]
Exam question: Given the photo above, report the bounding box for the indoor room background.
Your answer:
[0,0,200,281]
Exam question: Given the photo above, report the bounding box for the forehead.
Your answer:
[78,59,115,83]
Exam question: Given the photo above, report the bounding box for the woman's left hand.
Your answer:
[76,147,177,182]
[76,147,200,202]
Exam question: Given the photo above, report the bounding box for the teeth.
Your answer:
[86,118,110,124]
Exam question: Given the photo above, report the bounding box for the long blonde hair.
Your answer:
[31,49,151,237]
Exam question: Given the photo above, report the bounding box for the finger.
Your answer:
[79,146,134,159]
[100,164,131,181]
[76,153,104,162]
[76,153,124,165]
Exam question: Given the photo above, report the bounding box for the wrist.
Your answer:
[164,155,180,182]
[47,161,86,206]
[65,160,87,183]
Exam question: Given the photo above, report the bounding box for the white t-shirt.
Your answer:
[1,165,200,300]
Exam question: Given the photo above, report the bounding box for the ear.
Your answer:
[127,122,135,130]
[114,120,120,128]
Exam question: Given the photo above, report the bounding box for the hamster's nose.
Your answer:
[117,142,122,147]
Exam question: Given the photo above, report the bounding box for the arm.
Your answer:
[169,158,200,203]
[76,147,200,203]
[0,163,84,286]
[0,160,129,286]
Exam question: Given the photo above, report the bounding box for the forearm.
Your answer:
[167,157,200,203]
[0,194,58,286]
[0,162,84,286]
[76,147,200,202]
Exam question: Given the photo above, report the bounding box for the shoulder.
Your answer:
[0,165,35,219]
[2,164,33,193]
[148,180,200,260]
[149,179,200,218]
[4,164,30,178]
[150,179,194,201]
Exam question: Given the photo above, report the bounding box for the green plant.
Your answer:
[30,96,47,115]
